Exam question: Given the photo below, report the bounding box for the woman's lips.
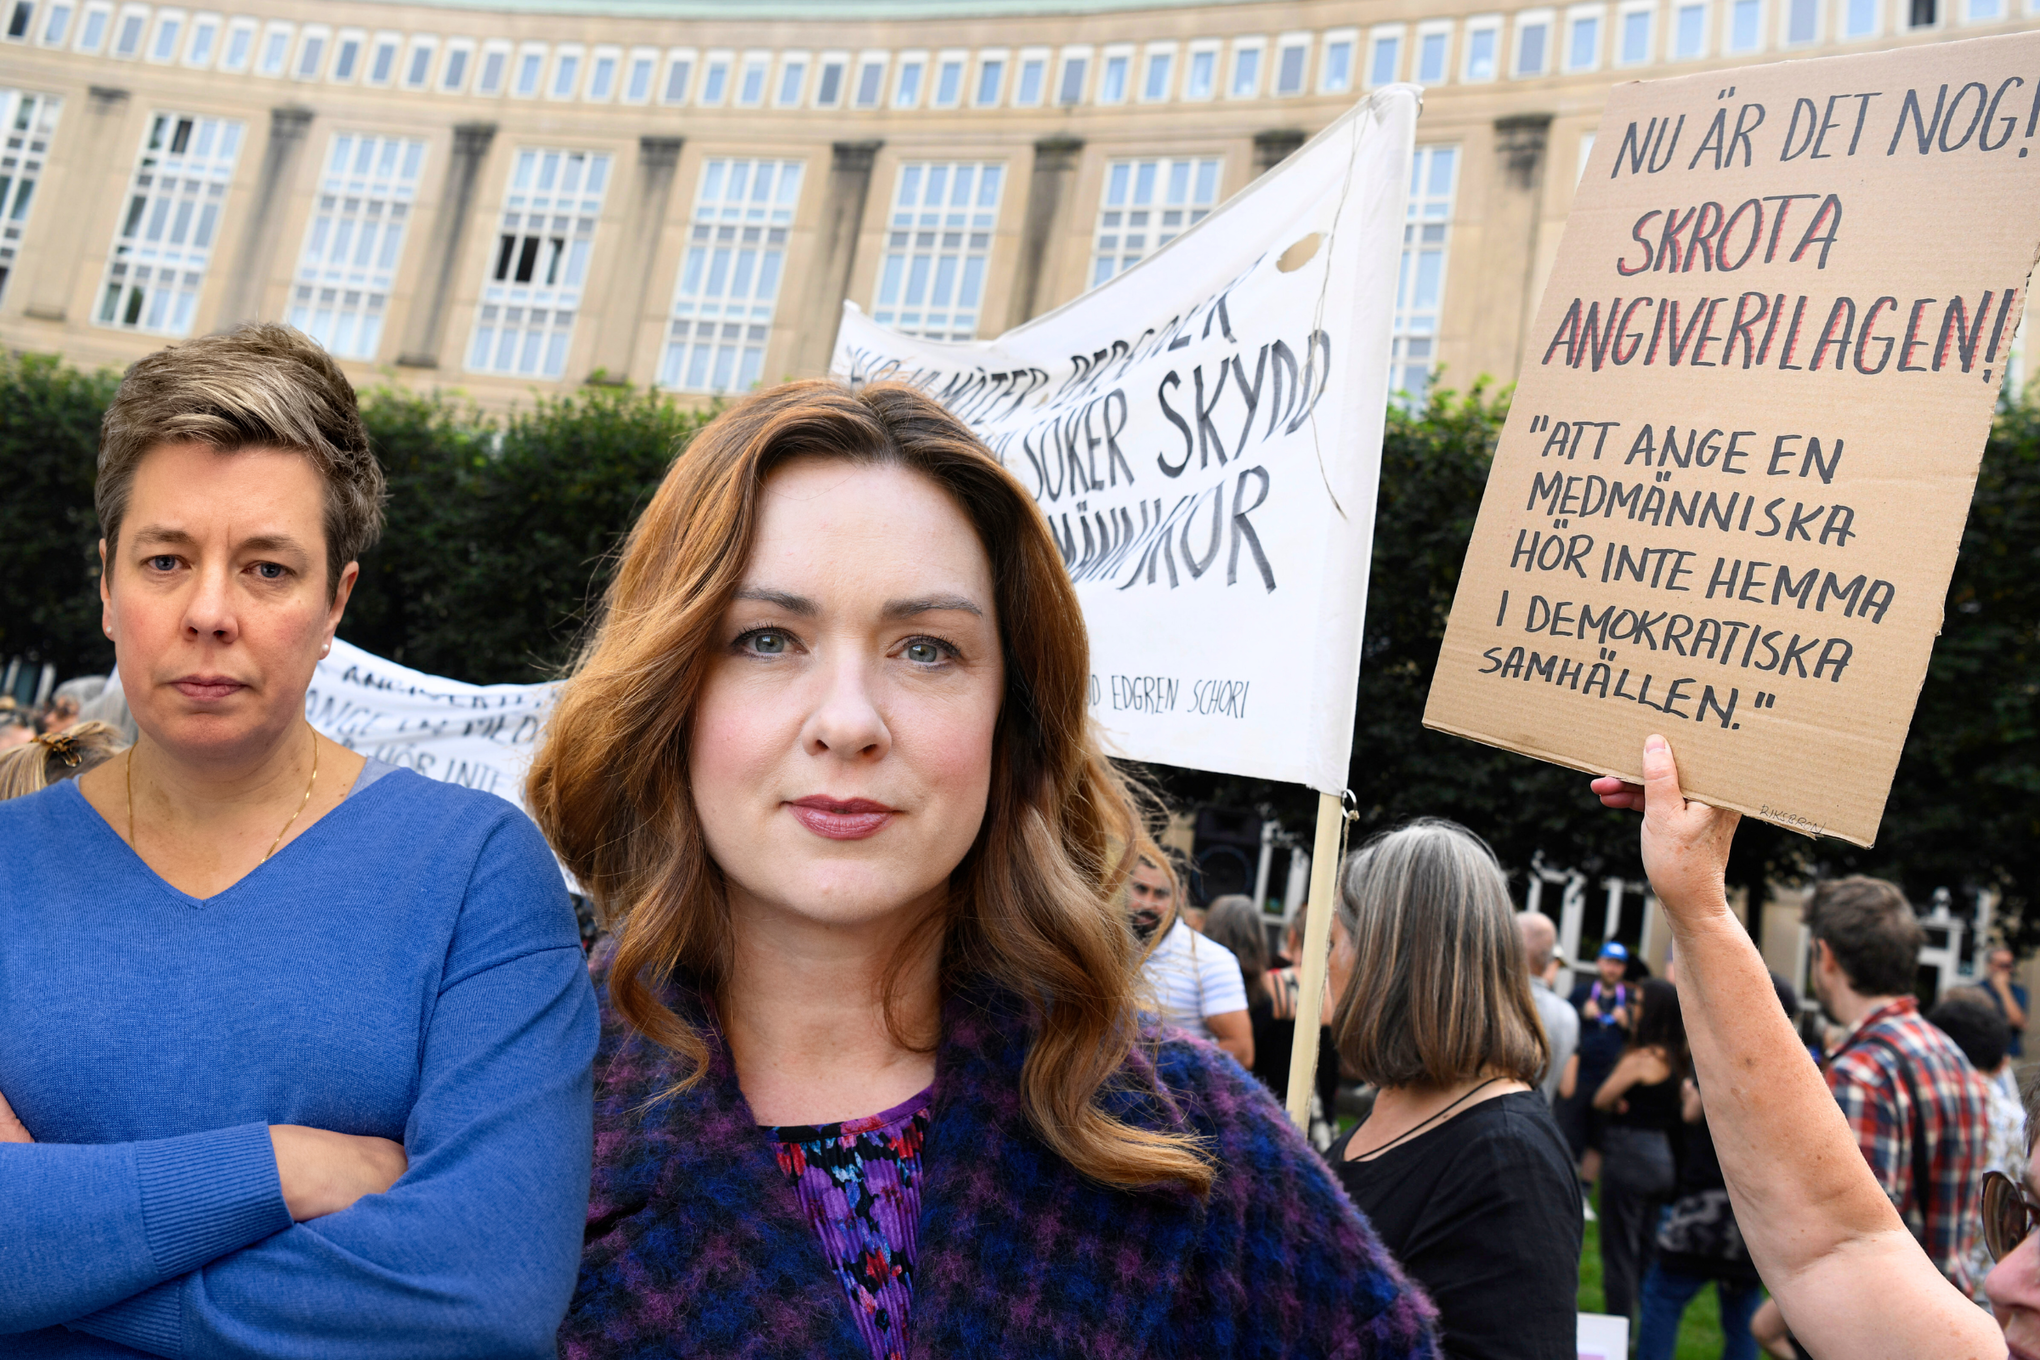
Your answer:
[786,797,897,841]
[171,677,247,701]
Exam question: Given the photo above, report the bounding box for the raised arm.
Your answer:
[1591,736,2002,1360]
[61,817,599,1360]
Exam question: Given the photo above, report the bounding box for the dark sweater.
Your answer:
[1331,1091,1583,1360]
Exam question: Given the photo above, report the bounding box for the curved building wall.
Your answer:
[0,0,2032,406]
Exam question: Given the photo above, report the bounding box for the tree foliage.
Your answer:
[0,351,2033,931]
[0,352,121,679]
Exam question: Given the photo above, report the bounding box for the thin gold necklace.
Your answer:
[127,730,320,864]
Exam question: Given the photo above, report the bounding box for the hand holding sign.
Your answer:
[1426,31,2040,846]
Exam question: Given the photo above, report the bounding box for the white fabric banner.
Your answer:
[831,88,1417,793]
[304,637,557,815]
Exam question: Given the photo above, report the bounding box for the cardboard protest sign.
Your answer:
[831,88,1417,795]
[1424,32,2040,846]
[305,638,557,815]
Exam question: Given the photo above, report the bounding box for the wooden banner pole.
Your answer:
[1284,791,1346,1132]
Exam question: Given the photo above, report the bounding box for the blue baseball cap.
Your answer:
[1598,942,1630,961]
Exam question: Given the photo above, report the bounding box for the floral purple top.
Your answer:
[765,1089,932,1360]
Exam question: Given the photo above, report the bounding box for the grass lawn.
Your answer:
[1579,1197,1737,1359]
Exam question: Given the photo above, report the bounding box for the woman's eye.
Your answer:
[747,631,788,655]
[904,640,944,664]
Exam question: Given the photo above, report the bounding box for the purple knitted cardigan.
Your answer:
[561,969,1439,1360]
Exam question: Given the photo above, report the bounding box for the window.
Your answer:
[588,48,617,100]
[331,31,360,80]
[1057,51,1088,104]
[5,2,34,41]
[620,50,652,101]
[933,54,963,106]
[0,89,60,305]
[1229,41,1262,96]
[1014,52,1044,104]
[98,111,243,335]
[1185,45,1217,98]
[76,3,107,51]
[775,55,805,106]
[701,52,730,104]
[41,3,71,45]
[366,34,397,84]
[1843,0,1878,31]
[1098,50,1129,102]
[256,21,290,74]
[148,11,179,61]
[1515,16,1550,74]
[218,15,250,68]
[1969,0,2000,18]
[1367,31,1400,86]
[1415,28,1449,83]
[1142,47,1172,100]
[477,42,509,94]
[894,53,923,107]
[1392,144,1457,403]
[404,38,436,90]
[624,49,655,102]
[1674,2,1709,53]
[295,28,326,79]
[1322,32,1355,90]
[1577,130,1596,181]
[468,147,611,379]
[549,46,581,98]
[1786,0,1820,39]
[854,56,886,107]
[1090,155,1220,286]
[664,51,696,104]
[183,11,212,63]
[514,44,544,96]
[1566,11,1601,68]
[1729,0,1762,47]
[873,161,1005,341]
[290,133,425,361]
[113,7,145,58]
[1275,38,1309,93]
[1910,0,1936,23]
[1465,21,1500,77]
[976,55,1006,106]
[737,53,767,105]
[814,55,844,106]
[441,40,472,92]
[662,157,803,394]
[1618,7,1652,61]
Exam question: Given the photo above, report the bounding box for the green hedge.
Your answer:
[1,353,2032,933]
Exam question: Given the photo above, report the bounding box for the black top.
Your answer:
[1606,1071,1681,1133]
[1331,1090,1583,1360]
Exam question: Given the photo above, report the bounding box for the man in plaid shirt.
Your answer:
[1807,876,1991,1295]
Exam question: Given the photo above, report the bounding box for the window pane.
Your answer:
[661,158,803,393]
[1516,22,1547,72]
[1417,33,1446,82]
[871,159,1005,341]
[1370,36,1399,84]
[97,108,242,337]
[1058,56,1085,103]
[1143,52,1170,98]
[1468,28,1497,78]
[467,146,611,378]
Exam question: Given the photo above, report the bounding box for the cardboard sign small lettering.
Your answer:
[1424,32,2040,846]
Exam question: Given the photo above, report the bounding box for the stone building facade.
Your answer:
[0,0,2031,405]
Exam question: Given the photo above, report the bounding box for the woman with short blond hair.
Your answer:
[0,323,596,1357]
[1328,819,1581,1360]
[533,378,1438,1360]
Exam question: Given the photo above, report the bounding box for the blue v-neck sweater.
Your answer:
[0,769,598,1358]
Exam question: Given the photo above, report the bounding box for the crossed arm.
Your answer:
[1590,737,2003,1360]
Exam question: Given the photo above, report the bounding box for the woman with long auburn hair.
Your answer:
[530,379,1438,1360]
